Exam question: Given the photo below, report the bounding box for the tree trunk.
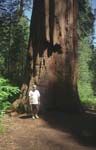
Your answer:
[19,0,24,16]
[13,0,82,113]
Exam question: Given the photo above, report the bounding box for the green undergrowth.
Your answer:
[0,76,20,117]
[78,81,96,111]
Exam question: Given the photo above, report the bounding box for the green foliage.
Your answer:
[78,37,93,81]
[78,37,94,104]
[89,49,96,95]
[0,1,29,84]
[81,98,96,110]
[77,0,96,110]
[78,81,94,101]
[0,77,20,117]
[8,16,29,83]
[78,0,94,37]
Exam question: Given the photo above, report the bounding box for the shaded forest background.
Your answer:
[0,0,96,117]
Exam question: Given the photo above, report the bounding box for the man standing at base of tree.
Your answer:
[29,84,40,119]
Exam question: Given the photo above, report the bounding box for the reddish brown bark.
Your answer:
[24,0,82,112]
[13,0,82,113]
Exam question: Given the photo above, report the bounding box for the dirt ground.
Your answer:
[0,112,96,150]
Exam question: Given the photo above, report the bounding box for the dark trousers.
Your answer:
[30,104,39,116]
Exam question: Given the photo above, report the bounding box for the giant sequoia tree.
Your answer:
[17,0,82,112]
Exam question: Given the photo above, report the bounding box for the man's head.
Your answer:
[32,84,37,91]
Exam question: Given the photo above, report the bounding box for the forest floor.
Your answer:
[0,111,96,150]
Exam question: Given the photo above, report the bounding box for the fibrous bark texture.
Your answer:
[25,0,82,112]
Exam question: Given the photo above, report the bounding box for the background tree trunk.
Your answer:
[14,0,82,113]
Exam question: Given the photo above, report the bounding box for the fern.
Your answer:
[0,77,20,117]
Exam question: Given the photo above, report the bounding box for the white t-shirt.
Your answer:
[29,90,40,104]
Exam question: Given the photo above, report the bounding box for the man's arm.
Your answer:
[29,90,32,104]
